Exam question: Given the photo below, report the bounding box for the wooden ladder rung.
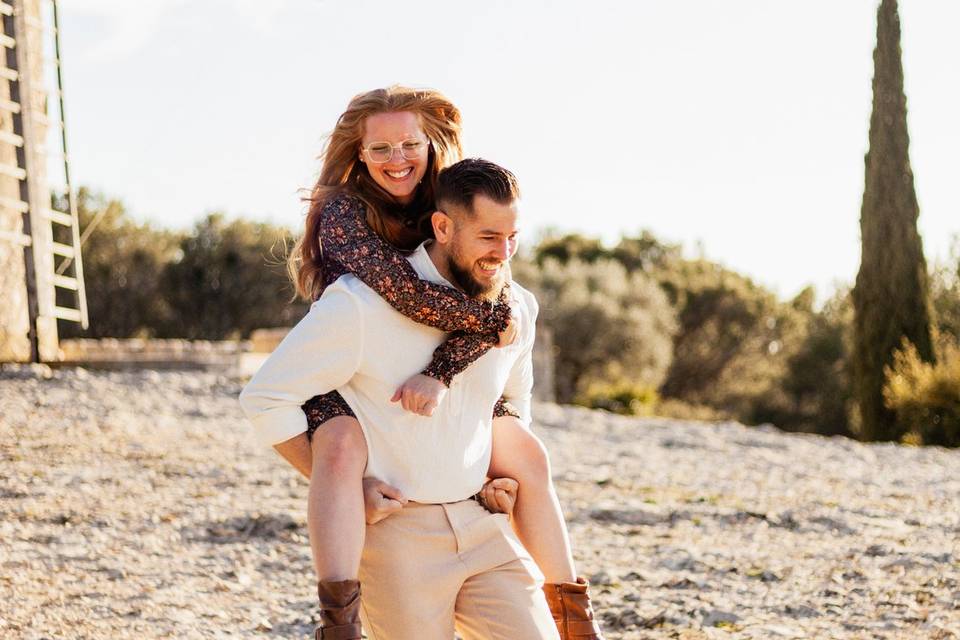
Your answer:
[0,3,13,17]
[0,130,24,147]
[52,241,75,258]
[0,67,19,82]
[43,208,73,226]
[0,163,26,179]
[0,99,22,114]
[53,274,78,290]
[0,195,29,212]
[0,229,32,247]
[0,34,14,49]
[53,306,82,322]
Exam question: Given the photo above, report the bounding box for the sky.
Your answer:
[52,0,960,303]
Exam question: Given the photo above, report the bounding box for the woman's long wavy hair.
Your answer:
[288,86,464,301]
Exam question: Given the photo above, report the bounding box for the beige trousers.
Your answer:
[358,498,560,640]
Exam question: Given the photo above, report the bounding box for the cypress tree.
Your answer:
[852,0,934,441]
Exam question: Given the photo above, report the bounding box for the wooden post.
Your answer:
[0,1,31,361]
[13,0,57,362]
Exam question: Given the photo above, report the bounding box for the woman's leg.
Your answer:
[489,416,605,639]
[307,415,368,581]
[488,416,576,583]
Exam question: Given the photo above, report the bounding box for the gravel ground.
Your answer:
[1,365,958,639]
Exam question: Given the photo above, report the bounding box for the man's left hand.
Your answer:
[478,477,519,517]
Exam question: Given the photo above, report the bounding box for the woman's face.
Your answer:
[360,111,430,205]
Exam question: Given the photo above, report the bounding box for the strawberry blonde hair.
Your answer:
[288,86,464,301]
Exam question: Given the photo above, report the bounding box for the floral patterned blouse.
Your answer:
[301,194,519,437]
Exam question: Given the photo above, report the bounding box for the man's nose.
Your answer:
[492,240,511,261]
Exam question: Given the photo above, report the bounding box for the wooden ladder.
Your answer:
[1,0,86,361]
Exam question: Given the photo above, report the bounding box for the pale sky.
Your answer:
[55,0,959,302]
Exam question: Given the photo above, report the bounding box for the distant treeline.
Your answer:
[63,188,960,446]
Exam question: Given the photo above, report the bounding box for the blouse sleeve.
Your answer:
[320,195,511,335]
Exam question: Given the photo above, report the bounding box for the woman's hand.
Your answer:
[477,477,519,517]
[391,374,448,416]
[363,477,407,525]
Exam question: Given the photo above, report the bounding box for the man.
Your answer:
[240,159,559,639]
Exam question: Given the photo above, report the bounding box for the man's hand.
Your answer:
[478,477,519,517]
[391,374,448,416]
[363,477,407,525]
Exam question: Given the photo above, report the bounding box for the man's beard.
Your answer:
[446,251,504,301]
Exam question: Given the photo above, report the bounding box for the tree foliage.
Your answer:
[160,213,305,339]
[656,259,806,422]
[59,188,182,339]
[66,192,958,447]
[931,236,960,343]
[763,289,854,436]
[63,194,305,340]
[852,0,934,442]
[527,231,850,429]
[515,256,677,404]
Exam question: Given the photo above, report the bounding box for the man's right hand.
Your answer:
[363,477,407,525]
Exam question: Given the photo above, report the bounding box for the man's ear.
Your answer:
[432,210,454,244]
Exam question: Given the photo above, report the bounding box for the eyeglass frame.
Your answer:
[360,137,430,163]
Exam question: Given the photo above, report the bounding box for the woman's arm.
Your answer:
[421,329,501,386]
[320,195,511,335]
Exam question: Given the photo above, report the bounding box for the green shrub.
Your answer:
[575,380,658,416]
[516,257,677,404]
[653,398,729,422]
[884,336,960,447]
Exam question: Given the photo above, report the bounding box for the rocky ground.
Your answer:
[1,365,958,639]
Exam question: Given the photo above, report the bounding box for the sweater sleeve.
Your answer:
[500,293,539,429]
[239,286,363,446]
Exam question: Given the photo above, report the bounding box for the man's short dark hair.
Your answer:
[435,158,520,215]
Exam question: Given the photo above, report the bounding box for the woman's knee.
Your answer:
[311,416,367,472]
[492,417,552,481]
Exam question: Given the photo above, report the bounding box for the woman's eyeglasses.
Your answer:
[362,139,428,163]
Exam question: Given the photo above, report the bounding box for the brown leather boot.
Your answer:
[315,579,362,640]
[543,577,604,640]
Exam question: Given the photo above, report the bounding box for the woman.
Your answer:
[287,86,603,640]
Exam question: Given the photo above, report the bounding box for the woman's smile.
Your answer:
[384,167,414,180]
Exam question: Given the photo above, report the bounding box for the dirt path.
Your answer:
[2,366,958,639]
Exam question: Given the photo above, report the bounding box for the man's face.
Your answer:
[442,195,519,298]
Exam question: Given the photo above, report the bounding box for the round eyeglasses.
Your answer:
[362,138,428,163]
